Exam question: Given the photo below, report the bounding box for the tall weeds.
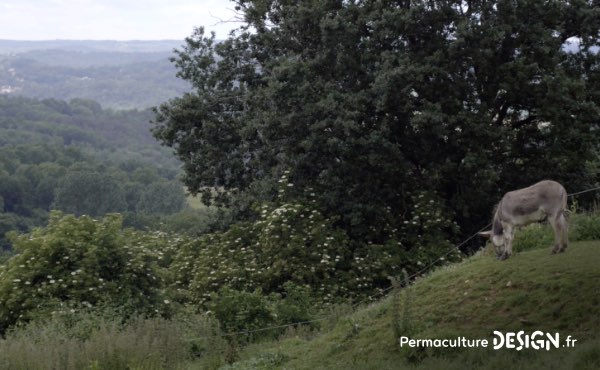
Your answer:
[0,310,227,370]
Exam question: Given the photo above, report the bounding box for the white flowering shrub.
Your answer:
[397,191,462,272]
[171,193,460,306]
[179,202,353,305]
[0,211,173,334]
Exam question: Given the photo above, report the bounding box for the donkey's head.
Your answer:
[478,217,508,259]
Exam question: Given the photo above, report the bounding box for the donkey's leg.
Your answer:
[549,213,567,254]
[503,226,514,259]
[549,216,560,254]
[556,212,568,252]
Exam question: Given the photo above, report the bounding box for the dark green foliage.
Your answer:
[0,144,187,247]
[136,181,188,215]
[153,0,600,253]
[171,202,358,304]
[207,283,317,342]
[208,288,278,339]
[155,208,224,236]
[274,282,315,327]
[53,170,128,216]
[0,213,31,249]
[0,95,170,152]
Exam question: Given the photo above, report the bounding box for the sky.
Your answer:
[0,0,241,41]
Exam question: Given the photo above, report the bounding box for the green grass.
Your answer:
[227,241,600,369]
[186,193,209,210]
[185,187,226,212]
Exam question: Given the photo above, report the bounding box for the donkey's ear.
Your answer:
[478,230,492,238]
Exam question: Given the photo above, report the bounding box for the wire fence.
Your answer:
[567,185,600,197]
[188,184,600,341]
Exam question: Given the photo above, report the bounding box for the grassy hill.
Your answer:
[225,241,600,369]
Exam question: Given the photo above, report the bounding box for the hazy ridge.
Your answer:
[0,39,184,54]
[0,39,190,109]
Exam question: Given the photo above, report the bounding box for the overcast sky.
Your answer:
[0,0,241,41]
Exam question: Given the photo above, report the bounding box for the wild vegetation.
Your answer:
[0,0,599,369]
[0,216,598,369]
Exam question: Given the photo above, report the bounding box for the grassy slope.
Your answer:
[227,241,600,369]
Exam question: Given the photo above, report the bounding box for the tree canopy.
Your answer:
[153,0,600,248]
[0,96,190,249]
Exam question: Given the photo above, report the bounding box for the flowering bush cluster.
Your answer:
[0,211,173,333]
[397,191,462,270]
[172,176,462,306]
[181,201,354,304]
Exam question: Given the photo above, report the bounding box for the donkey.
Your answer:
[479,180,568,260]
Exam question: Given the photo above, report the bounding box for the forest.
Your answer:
[0,95,222,251]
[0,41,190,109]
[0,1,599,369]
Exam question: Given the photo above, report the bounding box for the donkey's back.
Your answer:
[500,180,567,227]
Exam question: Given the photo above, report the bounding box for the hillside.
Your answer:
[0,40,190,109]
[227,241,600,369]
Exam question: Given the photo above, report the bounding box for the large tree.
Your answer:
[153,0,600,247]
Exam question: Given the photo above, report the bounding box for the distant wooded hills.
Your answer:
[0,39,184,54]
[0,40,191,109]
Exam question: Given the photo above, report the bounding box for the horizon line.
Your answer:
[0,38,185,42]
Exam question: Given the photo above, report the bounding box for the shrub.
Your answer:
[274,282,316,327]
[0,212,175,334]
[207,283,319,343]
[172,178,461,306]
[570,212,600,241]
[171,202,358,305]
[208,287,278,341]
